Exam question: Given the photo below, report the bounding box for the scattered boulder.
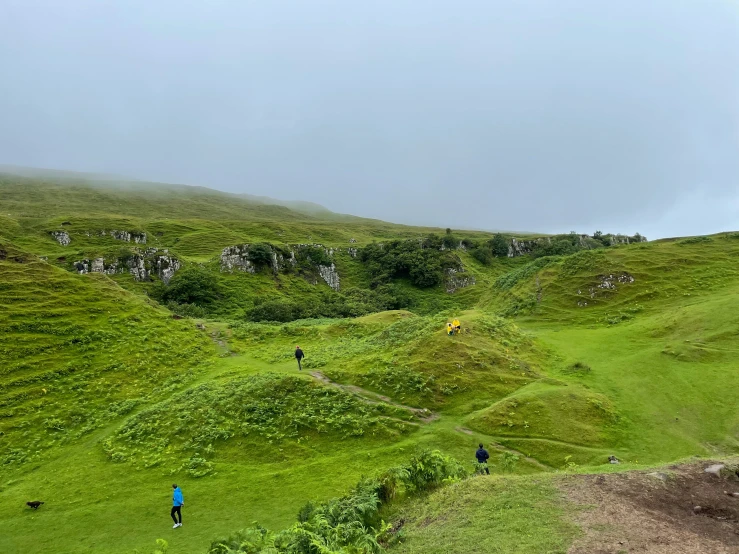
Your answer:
[50,231,71,246]
[588,273,635,298]
[705,464,725,477]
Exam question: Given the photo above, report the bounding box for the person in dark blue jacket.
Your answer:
[171,484,184,528]
[295,346,305,371]
[475,443,490,475]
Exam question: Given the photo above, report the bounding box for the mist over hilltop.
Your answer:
[1,1,737,238]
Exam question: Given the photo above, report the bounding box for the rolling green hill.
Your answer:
[1,175,738,553]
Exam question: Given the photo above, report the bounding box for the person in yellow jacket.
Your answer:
[447,322,454,336]
[452,319,461,334]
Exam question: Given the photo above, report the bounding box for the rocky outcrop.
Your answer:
[50,231,71,246]
[109,230,147,244]
[507,234,647,258]
[508,237,548,257]
[318,263,341,291]
[445,267,476,293]
[74,248,179,283]
[220,243,341,290]
[608,234,646,246]
[220,245,257,273]
[576,272,635,304]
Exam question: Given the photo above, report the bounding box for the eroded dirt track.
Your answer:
[563,461,739,553]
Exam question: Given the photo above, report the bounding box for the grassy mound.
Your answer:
[103,373,416,473]
[0,241,214,467]
[465,385,620,466]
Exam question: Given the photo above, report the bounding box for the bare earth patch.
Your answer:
[561,461,739,553]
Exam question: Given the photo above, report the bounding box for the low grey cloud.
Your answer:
[1,0,737,238]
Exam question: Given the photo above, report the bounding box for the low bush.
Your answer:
[155,266,221,306]
[470,247,493,265]
[207,450,466,554]
[359,237,460,289]
[246,287,411,323]
[489,234,510,258]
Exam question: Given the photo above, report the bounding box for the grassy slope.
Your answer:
[2,178,739,553]
[389,473,580,554]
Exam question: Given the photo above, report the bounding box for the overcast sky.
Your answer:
[1,1,738,238]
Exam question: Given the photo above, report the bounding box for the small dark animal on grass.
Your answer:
[26,501,44,510]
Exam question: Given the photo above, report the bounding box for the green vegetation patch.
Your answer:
[0,243,214,467]
[465,386,620,466]
[104,373,415,474]
[388,474,579,554]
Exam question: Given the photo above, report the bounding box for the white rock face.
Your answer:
[318,263,341,291]
[73,248,179,282]
[220,245,256,273]
[221,243,342,290]
[51,231,71,246]
[109,230,147,244]
[156,256,181,284]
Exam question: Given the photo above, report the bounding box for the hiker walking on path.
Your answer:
[171,484,184,528]
[475,443,490,475]
[295,345,305,371]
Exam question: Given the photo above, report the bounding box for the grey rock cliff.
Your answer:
[74,248,179,282]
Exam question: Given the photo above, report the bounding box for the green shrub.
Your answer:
[246,287,411,323]
[360,239,459,289]
[678,236,712,245]
[165,301,208,319]
[158,266,220,306]
[489,234,510,257]
[247,243,274,267]
[442,233,458,250]
[470,247,493,265]
[207,450,466,554]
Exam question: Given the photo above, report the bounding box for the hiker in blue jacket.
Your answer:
[171,484,184,528]
[475,443,490,475]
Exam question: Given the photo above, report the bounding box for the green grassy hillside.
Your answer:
[1,176,738,553]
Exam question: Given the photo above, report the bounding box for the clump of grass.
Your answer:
[565,362,591,374]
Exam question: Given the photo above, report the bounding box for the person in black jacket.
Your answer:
[475,443,490,475]
[295,346,305,371]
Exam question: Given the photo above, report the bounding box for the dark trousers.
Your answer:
[478,461,490,474]
[297,358,302,370]
[171,505,182,524]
